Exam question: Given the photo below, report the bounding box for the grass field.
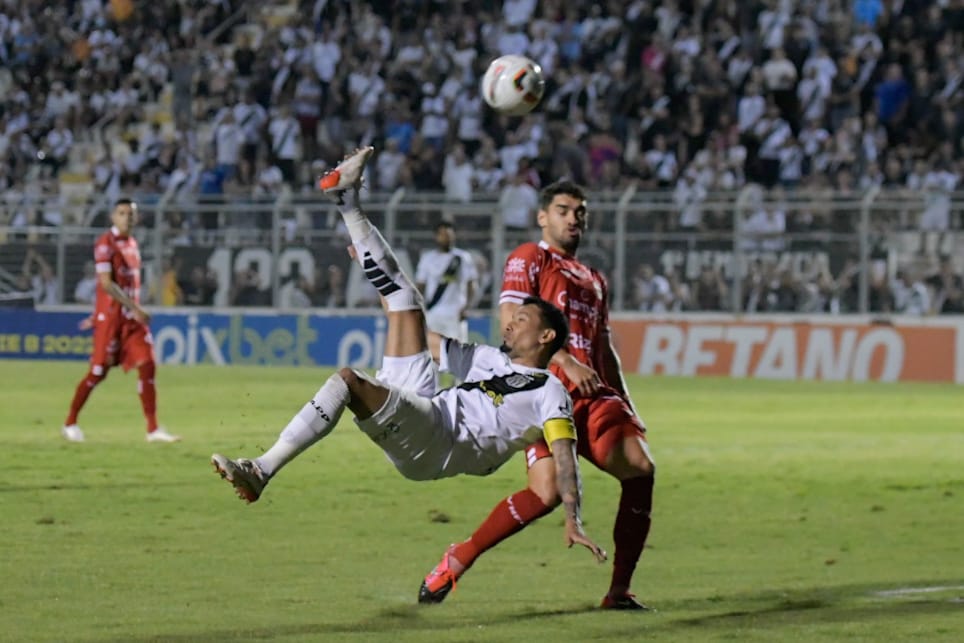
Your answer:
[1,360,962,642]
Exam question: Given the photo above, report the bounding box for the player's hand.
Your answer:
[561,356,603,396]
[565,519,607,563]
[77,315,94,331]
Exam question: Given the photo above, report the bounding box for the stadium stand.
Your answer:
[0,0,962,313]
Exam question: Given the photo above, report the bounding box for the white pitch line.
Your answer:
[872,585,964,598]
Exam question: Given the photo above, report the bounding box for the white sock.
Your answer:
[334,210,421,312]
[336,189,374,243]
[336,189,422,311]
[255,373,350,476]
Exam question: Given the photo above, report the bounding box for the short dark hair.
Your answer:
[523,296,569,356]
[539,180,587,210]
[114,198,135,209]
[436,220,455,232]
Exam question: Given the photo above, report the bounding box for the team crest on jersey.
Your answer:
[504,374,533,388]
[459,372,549,408]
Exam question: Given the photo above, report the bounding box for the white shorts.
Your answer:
[425,313,469,343]
[920,207,950,231]
[354,374,453,481]
[376,350,437,398]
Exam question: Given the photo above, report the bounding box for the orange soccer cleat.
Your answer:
[418,545,461,604]
[317,146,374,193]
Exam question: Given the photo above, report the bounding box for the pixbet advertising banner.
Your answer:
[0,309,489,368]
[609,316,964,384]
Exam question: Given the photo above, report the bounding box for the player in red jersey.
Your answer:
[61,199,180,443]
[419,180,655,609]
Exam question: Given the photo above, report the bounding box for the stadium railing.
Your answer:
[0,187,961,315]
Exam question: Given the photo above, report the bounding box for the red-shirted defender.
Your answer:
[420,181,655,609]
[62,199,180,443]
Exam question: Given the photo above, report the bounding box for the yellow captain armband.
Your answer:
[543,418,576,451]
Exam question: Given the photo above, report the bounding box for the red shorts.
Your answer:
[90,317,155,373]
[525,393,646,470]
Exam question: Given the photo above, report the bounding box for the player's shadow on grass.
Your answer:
[92,603,602,642]
[652,579,964,635]
[0,481,197,493]
[676,595,960,628]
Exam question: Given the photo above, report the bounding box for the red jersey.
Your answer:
[93,226,142,321]
[500,241,613,397]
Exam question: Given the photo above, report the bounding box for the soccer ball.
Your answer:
[481,54,545,116]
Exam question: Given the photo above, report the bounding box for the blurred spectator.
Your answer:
[182,266,217,306]
[891,269,930,315]
[927,256,964,315]
[268,104,300,185]
[919,161,958,256]
[742,195,787,252]
[375,138,407,191]
[231,265,267,306]
[630,264,672,312]
[319,264,347,308]
[691,264,729,311]
[673,168,707,231]
[213,108,244,183]
[279,271,313,309]
[73,260,98,305]
[21,247,60,305]
[442,143,475,203]
[157,257,183,306]
[498,169,538,229]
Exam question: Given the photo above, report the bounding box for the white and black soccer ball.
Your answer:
[480,54,545,116]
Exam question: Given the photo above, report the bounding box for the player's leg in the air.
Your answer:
[213,147,437,501]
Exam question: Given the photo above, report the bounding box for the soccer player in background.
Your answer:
[420,180,656,610]
[211,149,606,582]
[61,199,180,443]
[415,220,478,342]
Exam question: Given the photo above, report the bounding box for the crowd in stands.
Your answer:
[2,0,963,313]
[627,254,964,314]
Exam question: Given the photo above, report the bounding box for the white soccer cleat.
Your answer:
[146,427,181,443]
[61,424,85,442]
[211,454,267,503]
[317,146,374,193]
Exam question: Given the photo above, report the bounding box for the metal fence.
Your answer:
[1,186,962,315]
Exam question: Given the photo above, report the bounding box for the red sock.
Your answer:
[452,488,552,570]
[65,369,106,425]
[138,362,159,432]
[609,475,654,597]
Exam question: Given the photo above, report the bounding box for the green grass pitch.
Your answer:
[1,360,962,642]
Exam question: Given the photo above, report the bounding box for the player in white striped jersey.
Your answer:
[415,220,478,342]
[211,147,605,576]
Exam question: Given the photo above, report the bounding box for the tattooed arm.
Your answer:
[98,272,150,323]
[550,436,607,562]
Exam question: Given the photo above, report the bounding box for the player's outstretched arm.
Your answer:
[551,437,607,563]
[550,348,603,396]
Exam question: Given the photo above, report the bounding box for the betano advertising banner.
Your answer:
[3,310,962,384]
[0,309,488,368]
[609,315,964,384]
